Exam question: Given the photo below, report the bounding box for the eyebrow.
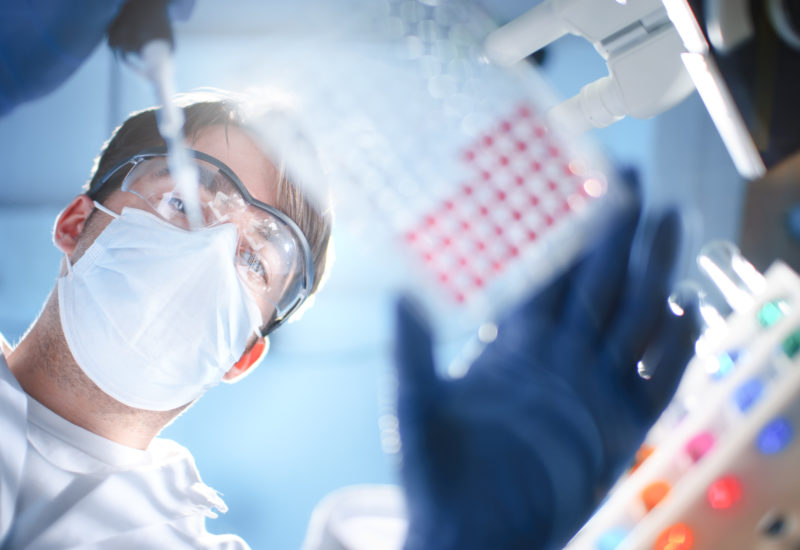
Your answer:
[197,165,228,191]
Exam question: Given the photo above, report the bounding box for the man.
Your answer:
[1,96,332,548]
[0,88,700,549]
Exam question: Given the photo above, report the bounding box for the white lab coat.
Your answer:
[0,351,248,549]
[0,344,407,550]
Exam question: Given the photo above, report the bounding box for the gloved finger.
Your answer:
[506,263,574,328]
[107,0,174,56]
[167,0,196,21]
[558,195,642,350]
[630,295,702,417]
[394,295,443,430]
[492,259,577,360]
[602,210,682,375]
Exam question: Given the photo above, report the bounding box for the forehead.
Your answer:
[190,124,279,205]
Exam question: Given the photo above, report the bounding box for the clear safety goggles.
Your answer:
[91,147,315,336]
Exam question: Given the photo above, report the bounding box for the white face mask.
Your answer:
[57,204,263,411]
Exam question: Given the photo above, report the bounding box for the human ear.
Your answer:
[53,195,95,256]
[224,337,269,382]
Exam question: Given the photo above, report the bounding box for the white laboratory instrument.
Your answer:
[484,0,697,134]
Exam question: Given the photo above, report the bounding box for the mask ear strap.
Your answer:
[63,202,119,275]
[93,201,120,219]
[63,252,74,275]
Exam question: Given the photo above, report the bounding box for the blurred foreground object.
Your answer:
[0,0,125,116]
[0,0,193,117]
[394,186,700,550]
[740,151,800,273]
[664,0,800,179]
[250,0,627,336]
[662,0,800,272]
[301,485,407,550]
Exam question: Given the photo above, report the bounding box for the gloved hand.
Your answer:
[0,0,124,116]
[394,184,701,550]
[0,0,193,117]
[107,0,190,59]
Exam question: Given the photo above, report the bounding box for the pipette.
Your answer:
[135,40,204,230]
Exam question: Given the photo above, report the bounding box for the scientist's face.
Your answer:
[47,125,289,409]
[61,124,296,337]
[70,125,297,327]
[51,124,289,392]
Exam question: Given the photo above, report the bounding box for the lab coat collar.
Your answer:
[0,345,228,524]
[25,402,228,514]
[26,395,153,474]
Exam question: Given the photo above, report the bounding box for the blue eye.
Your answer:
[241,248,268,283]
[167,196,186,214]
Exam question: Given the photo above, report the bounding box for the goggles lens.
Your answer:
[112,152,313,334]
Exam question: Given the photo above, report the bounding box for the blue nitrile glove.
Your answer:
[0,0,194,117]
[0,0,126,116]
[395,188,702,550]
[107,0,177,59]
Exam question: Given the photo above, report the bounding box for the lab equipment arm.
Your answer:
[394,187,701,550]
[484,0,695,133]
